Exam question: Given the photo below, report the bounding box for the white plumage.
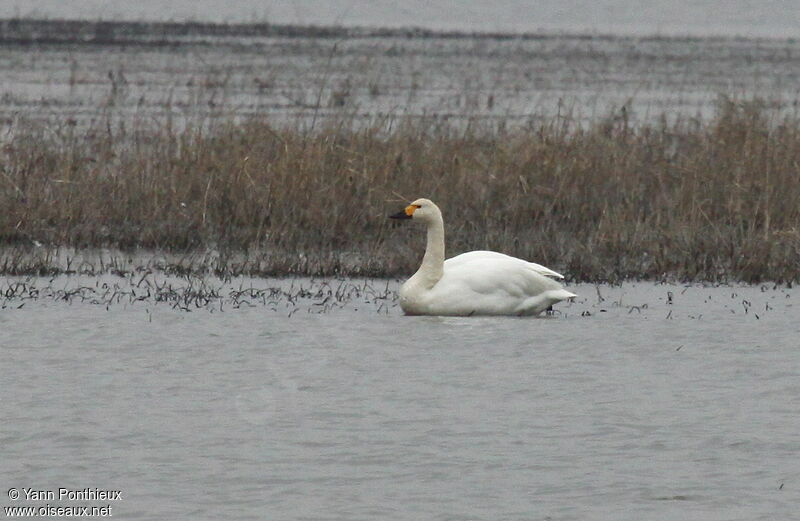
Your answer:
[389,198,576,316]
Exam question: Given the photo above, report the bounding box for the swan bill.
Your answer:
[389,204,419,220]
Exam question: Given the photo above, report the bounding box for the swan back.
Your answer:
[446,250,565,279]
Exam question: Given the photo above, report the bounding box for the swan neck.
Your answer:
[418,214,445,285]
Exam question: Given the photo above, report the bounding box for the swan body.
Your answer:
[389,198,576,316]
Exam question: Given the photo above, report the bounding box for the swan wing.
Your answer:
[445,250,565,279]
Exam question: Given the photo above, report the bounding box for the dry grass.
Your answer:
[2,97,800,282]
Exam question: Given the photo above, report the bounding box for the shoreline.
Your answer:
[0,17,795,46]
[2,246,797,286]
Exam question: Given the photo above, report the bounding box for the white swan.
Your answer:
[389,198,576,316]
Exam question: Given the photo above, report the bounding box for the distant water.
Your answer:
[3,18,800,130]
[2,277,799,520]
[3,0,800,38]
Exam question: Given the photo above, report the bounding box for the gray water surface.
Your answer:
[2,278,799,520]
[3,22,800,132]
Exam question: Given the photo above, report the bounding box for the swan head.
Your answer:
[388,198,441,224]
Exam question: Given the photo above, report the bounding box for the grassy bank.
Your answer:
[2,99,799,282]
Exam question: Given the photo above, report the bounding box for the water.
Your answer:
[3,26,800,133]
[2,277,799,520]
[3,6,800,130]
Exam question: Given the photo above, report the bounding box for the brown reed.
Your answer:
[2,98,799,282]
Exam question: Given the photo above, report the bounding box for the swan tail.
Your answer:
[547,288,577,301]
[517,288,576,315]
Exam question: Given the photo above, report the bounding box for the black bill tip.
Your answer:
[389,210,412,220]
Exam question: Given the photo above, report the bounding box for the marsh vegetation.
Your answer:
[1,96,799,282]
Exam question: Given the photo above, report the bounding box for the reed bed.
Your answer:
[2,98,799,282]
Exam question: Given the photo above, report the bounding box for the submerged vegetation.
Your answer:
[1,98,800,282]
[0,274,397,314]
